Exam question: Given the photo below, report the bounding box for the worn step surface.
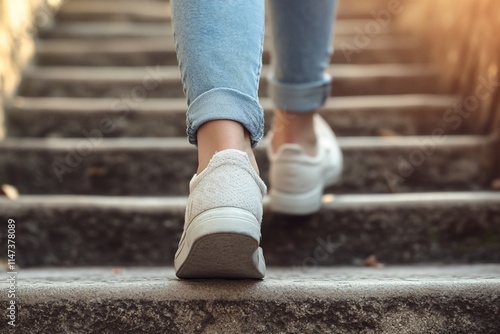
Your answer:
[0,136,494,196]
[6,95,465,138]
[1,193,499,267]
[18,65,445,98]
[35,36,420,66]
[1,266,499,333]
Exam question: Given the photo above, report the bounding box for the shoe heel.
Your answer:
[175,208,265,279]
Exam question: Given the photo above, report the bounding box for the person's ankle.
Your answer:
[196,120,259,174]
[271,110,317,156]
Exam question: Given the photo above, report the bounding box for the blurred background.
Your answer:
[0,0,499,273]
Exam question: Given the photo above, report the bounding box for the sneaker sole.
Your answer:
[269,181,324,215]
[175,207,265,279]
[269,163,342,215]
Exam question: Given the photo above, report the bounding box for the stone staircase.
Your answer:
[1,0,499,332]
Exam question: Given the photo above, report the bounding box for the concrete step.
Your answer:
[1,266,499,333]
[6,95,465,138]
[38,20,400,40]
[18,65,446,98]
[0,136,494,196]
[54,0,392,23]
[1,193,499,267]
[35,36,420,66]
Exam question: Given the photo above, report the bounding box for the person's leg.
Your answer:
[266,0,343,214]
[267,0,337,155]
[171,0,265,174]
[171,0,267,279]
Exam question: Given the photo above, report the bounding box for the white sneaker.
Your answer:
[175,149,267,279]
[267,114,343,215]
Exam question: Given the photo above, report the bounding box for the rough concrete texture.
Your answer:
[1,193,499,267]
[0,266,499,333]
[17,64,446,98]
[6,95,466,138]
[0,136,494,196]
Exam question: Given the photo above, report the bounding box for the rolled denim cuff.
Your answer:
[187,88,264,148]
[268,73,332,112]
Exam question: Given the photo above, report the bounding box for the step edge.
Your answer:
[4,265,500,304]
[2,191,500,210]
[0,135,492,151]
[23,64,437,80]
[9,94,459,112]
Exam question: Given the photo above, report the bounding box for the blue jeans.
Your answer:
[171,0,337,147]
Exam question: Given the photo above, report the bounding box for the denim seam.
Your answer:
[254,18,265,100]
